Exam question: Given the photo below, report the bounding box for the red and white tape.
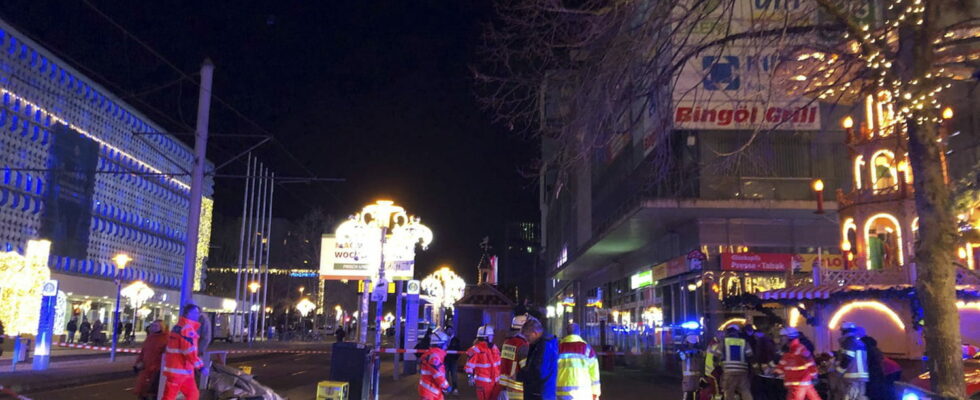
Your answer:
[54,342,141,353]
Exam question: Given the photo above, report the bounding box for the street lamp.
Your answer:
[121,281,154,342]
[110,253,131,362]
[420,267,466,327]
[248,281,260,342]
[812,179,825,214]
[297,298,316,318]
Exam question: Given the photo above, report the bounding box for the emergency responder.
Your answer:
[836,322,869,400]
[161,304,206,400]
[774,327,820,400]
[465,325,501,400]
[557,323,600,400]
[420,330,451,400]
[679,334,703,400]
[714,325,754,400]
[492,315,530,399]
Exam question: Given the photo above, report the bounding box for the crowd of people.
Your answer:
[418,315,602,400]
[680,321,902,400]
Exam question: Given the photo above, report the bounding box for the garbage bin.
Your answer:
[330,342,371,400]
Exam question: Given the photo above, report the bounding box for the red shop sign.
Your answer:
[721,253,793,272]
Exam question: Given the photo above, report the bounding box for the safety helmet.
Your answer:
[430,330,449,347]
[725,324,742,334]
[840,322,860,336]
[511,315,528,330]
[779,327,800,338]
[685,334,699,345]
[477,325,495,338]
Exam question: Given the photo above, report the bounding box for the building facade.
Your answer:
[0,19,222,335]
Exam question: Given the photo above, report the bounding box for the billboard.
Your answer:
[721,252,793,272]
[319,234,416,281]
[630,270,653,289]
[39,124,99,259]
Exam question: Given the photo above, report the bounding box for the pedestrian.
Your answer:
[556,323,600,400]
[880,354,901,400]
[419,330,451,400]
[465,325,501,400]
[133,320,168,399]
[335,326,346,343]
[79,317,91,343]
[701,332,724,400]
[518,317,558,400]
[66,317,78,344]
[679,334,703,400]
[715,325,754,400]
[124,321,133,344]
[835,323,869,400]
[92,319,105,344]
[748,326,782,400]
[491,315,531,400]
[860,336,889,400]
[416,328,433,351]
[444,325,462,394]
[162,304,207,400]
[774,327,820,400]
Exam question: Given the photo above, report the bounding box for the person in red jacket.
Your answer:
[420,330,451,400]
[133,320,168,399]
[162,304,206,400]
[465,325,501,400]
[774,327,820,400]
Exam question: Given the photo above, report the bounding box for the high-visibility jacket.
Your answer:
[717,337,753,373]
[163,317,203,378]
[497,334,530,394]
[774,338,818,386]
[837,336,869,381]
[465,341,501,386]
[420,347,450,400]
[556,334,600,400]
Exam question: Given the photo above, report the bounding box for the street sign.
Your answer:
[406,280,420,295]
[371,280,389,302]
[34,280,58,370]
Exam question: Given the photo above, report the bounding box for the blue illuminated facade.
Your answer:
[0,19,213,289]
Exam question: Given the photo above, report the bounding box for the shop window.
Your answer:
[864,213,903,270]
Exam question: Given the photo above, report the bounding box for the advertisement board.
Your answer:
[630,270,653,289]
[721,252,793,272]
[320,234,417,280]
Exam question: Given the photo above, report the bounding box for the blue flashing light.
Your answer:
[680,321,700,330]
[901,390,920,400]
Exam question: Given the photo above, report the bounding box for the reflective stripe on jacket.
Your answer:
[837,336,869,381]
[556,334,600,400]
[420,347,450,400]
[497,334,529,392]
[163,317,202,378]
[465,341,501,385]
[719,337,753,372]
[774,338,818,386]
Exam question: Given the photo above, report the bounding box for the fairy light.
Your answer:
[0,239,52,335]
[829,301,906,331]
[717,317,747,331]
[0,88,191,190]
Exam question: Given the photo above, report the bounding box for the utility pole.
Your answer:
[235,156,254,341]
[260,173,274,340]
[180,58,214,308]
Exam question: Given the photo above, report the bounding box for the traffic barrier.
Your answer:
[371,348,627,356]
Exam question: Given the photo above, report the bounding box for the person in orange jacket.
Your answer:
[161,304,206,400]
[133,320,168,399]
[420,330,452,400]
[465,325,501,400]
[774,327,820,400]
[491,315,531,400]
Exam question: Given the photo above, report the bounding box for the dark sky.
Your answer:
[0,1,538,282]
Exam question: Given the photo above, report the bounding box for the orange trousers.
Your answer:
[161,374,199,400]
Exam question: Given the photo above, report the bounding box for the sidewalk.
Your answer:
[0,341,332,394]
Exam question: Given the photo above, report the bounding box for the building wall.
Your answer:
[0,20,212,289]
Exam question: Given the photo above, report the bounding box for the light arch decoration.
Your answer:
[869,150,898,193]
[854,156,865,189]
[717,317,747,331]
[864,213,904,269]
[828,300,906,331]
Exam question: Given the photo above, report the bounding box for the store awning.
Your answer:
[757,284,848,300]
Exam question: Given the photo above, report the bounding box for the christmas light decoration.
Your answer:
[296,298,316,317]
[121,281,155,309]
[717,317,747,331]
[0,239,51,335]
[193,197,214,291]
[828,300,906,331]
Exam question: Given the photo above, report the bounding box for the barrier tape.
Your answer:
[372,348,627,356]
[54,342,141,353]
[52,342,331,355]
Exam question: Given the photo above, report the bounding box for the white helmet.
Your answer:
[779,327,800,338]
[430,330,449,347]
[511,315,528,330]
[477,325,495,338]
[685,335,699,345]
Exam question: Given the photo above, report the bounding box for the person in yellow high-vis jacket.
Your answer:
[557,323,600,400]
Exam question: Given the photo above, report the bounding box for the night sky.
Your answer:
[0,1,538,282]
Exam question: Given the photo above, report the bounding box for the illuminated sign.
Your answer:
[630,270,653,289]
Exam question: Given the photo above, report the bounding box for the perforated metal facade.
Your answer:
[0,20,213,289]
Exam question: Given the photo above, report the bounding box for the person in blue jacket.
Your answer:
[519,317,558,400]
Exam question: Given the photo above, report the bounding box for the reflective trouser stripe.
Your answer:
[162,366,192,375]
[420,381,442,394]
[475,375,493,383]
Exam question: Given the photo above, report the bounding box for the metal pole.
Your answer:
[244,165,262,344]
[110,277,122,362]
[180,58,214,308]
[359,281,371,344]
[372,227,387,400]
[260,173,274,340]
[234,155,254,342]
[394,280,403,379]
[250,165,267,344]
[240,161,258,343]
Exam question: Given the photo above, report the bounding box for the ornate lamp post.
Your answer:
[121,281,154,342]
[420,267,466,327]
[110,253,131,362]
[248,281,261,342]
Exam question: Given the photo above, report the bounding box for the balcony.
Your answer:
[836,184,914,209]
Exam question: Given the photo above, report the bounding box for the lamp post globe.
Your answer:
[109,253,132,362]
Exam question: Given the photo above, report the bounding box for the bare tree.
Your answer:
[476,0,979,396]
